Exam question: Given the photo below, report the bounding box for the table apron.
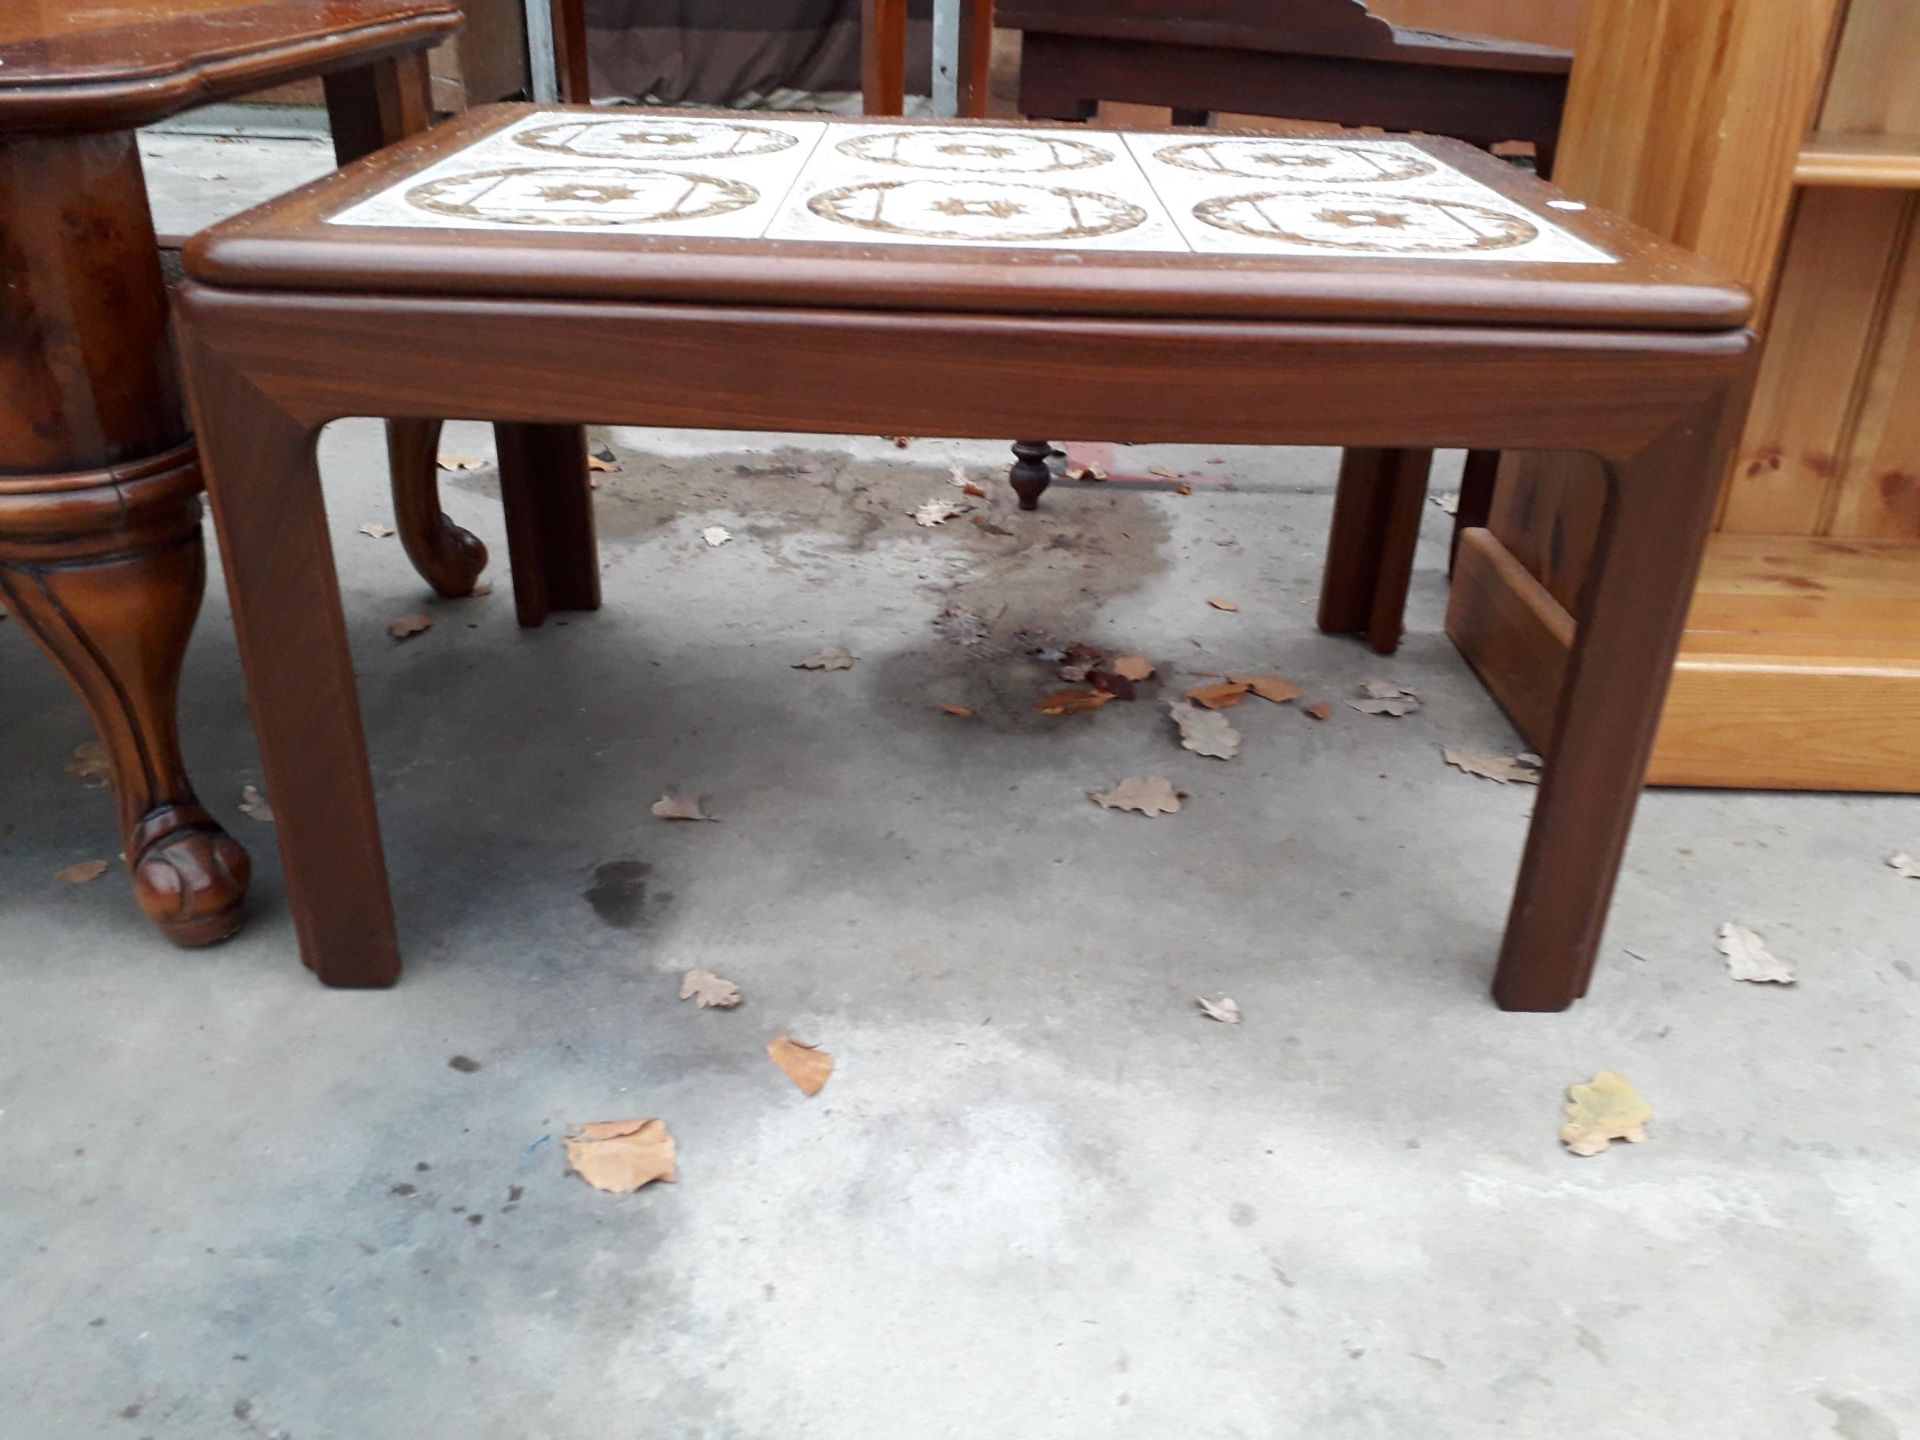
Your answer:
[175,286,1752,458]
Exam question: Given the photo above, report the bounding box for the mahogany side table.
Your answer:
[0,0,467,944]
[177,108,1752,1010]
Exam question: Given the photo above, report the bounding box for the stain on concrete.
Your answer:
[584,859,655,929]
[1229,1200,1257,1227]
[1819,1392,1903,1440]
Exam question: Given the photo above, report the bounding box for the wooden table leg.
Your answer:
[862,0,909,116]
[496,422,601,628]
[183,350,399,988]
[1491,410,1739,1011]
[324,56,489,600]
[0,131,249,945]
[1317,447,1433,654]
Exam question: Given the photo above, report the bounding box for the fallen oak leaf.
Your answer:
[1229,673,1303,705]
[565,1118,677,1192]
[1149,466,1180,479]
[1169,699,1241,760]
[358,521,394,538]
[936,702,977,718]
[1442,748,1542,786]
[55,859,109,886]
[651,792,715,822]
[1206,596,1239,612]
[1174,482,1194,496]
[1561,1072,1651,1157]
[1087,670,1136,701]
[1187,680,1251,710]
[912,499,967,527]
[238,784,274,823]
[436,452,487,472]
[885,435,915,448]
[1037,689,1113,716]
[387,613,433,641]
[701,525,732,547]
[679,968,742,1008]
[1349,680,1420,716]
[1196,994,1240,1024]
[1303,700,1332,721]
[66,741,111,788]
[1066,464,1107,481]
[587,448,621,473]
[1718,922,1794,985]
[767,1036,833,1096]
[1887,853,1920,879]
[793,646,856,671]
[1090,777,1183,817]
[1112,655,1155,681]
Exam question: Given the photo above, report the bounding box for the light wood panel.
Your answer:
[1828,205,1920,537]
[1820,0,1920,137]
[1366,0,1586,49]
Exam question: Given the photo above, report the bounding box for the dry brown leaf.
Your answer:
[1304,701,1332,721]
[387,613,432,640]
[680,968,742,1008]
[565,1118,677,1192]
[1187,680,1251,710]
[436,452,487,472]
[1206,596,1239,612]
[936,703,977,717]
[1170,700,1241,760]
[358,521,394,538]
[1230,673,1303,705]
[1718,922,1794,985]
[1066,464,1107,482]
[1887,853,1920,879]
[55,859,109,886]
[912,499,968,527]
[66,741,111,788]
[1037,689,1113,716]
[1112,655,1155,681]
[239,784,274,823]
[1196,994,1240,1024]
[1349,680,1420,716]
[793,646,856,671]
[1174,482,1194,496]
[768,1036,833,1096]
[651,792,715,822]
[470,583,494,597]
[587,450,621,473]
[701,526,732,547]
[1149,466,1179,479]
[1090,777,1183,817]
[1560,1072,1651,1157]
[1442,748,1542,785]
[885,435,915,448]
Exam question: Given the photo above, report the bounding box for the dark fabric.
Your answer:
[586,0,933,106]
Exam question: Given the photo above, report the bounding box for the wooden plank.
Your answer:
[1798,133,1920,187]
[1449,530,1920,791]
[1828,203,1920,537]
[1820,0,1920,137]
[1366,0,1587,48]
[1720,189,1911,534]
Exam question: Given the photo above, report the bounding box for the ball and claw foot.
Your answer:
[130,806,252,947]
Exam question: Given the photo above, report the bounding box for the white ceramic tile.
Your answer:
[325,112,1614,266]
[763,124,1190,251]
[1124,132,1615,264]
[326,112,827,237]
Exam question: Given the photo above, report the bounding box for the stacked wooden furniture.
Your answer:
[1449,0,1920,792]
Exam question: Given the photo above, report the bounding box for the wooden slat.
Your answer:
[1828,204,1920,537]
[1797,133,1920,187]
[1720,189,1911,534]
[1820,0,1920,137]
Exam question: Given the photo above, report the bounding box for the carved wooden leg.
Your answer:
[1010,439,1055,511]
[183,349,399,988]
[495,422,601,628]
[0,448,251,945]
[1492,410,1739,1011]
[1316,447,1433,654]
[0,128,249,946]
[323,60,489,600]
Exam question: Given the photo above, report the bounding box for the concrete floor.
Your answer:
[4,128,1919,1440]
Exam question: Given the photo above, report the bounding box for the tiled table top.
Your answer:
[326,112,1615,266]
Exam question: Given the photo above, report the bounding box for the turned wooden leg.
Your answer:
[182,342,399,988]
[1492,406,1741,1011]
[0,129,250,946]
[495,422,601,628]
[323,59,489,600]
[861,0,908,115]
[1010,438,1055,511]
[1316,447,1433,655]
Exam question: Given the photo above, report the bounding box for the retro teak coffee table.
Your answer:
[176,108,1753,1009]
